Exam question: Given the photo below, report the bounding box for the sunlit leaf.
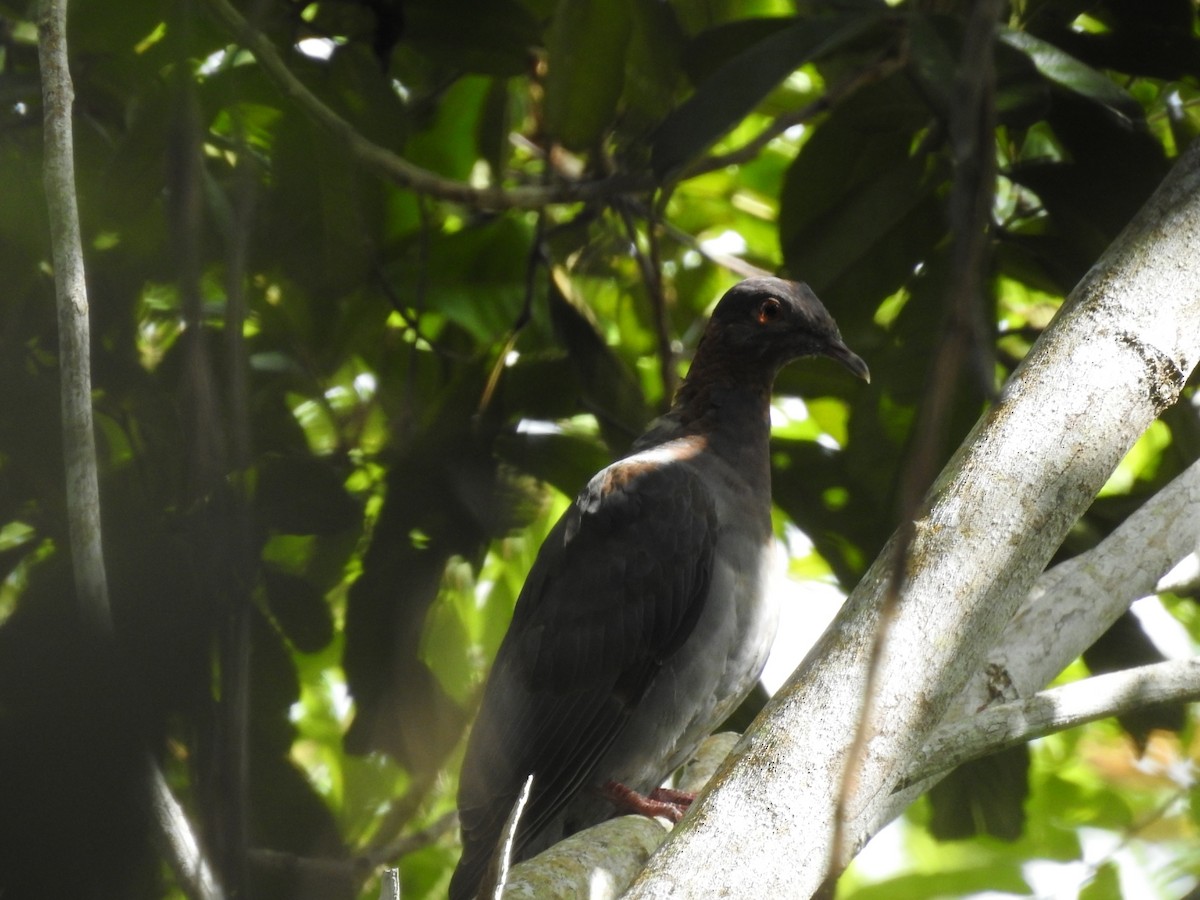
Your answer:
[1000,29,1144,125]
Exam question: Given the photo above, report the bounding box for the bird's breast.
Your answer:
[596,454,780,791]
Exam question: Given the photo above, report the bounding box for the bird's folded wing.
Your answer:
[458,455,719,861]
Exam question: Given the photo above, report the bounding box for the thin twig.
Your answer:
[363,810,460,868]
[411,196,433,410]
[645,203,676,404]
[169,3,253,892]
[222,125,255,474]
[1079,785,1190,895]
[656,216,772,280]
[219,104,257,900]
[352,770,442,891]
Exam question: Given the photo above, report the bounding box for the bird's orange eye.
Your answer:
[757,297,782,324]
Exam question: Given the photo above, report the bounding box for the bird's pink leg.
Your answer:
[600,781,695,823]
[648,786,695,807]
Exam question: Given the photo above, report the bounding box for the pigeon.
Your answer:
[450,276,869,899]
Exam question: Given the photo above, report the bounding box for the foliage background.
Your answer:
[2,0,1200,897]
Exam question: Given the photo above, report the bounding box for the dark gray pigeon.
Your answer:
[451,277,869,899]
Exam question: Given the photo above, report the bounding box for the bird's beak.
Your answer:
[825,340,871,384]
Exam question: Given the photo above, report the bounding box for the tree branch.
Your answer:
[900,658,1200,790]
[200,0,897,215]
[968,456,1200,713]
[149,762,227,900]
[615,201,676,406]
[853,448,1200,859]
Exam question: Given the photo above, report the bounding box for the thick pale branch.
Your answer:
[902,658,1200,789]
[860,452,1200,840]
[965,456,1200,710]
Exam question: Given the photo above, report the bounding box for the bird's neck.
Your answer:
[652,360,777,492]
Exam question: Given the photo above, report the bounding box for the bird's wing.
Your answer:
[456,452,718,878]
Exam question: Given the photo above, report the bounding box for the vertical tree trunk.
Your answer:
[37,0,110,633]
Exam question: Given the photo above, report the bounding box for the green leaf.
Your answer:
[266,108,385,300]
[999,29,1143,125]
[406,75,496,180]
[477,77,512,180]
[904,13,959,118]
[784,155,935,285]
[544,0,633,151]
[651,12,886,176]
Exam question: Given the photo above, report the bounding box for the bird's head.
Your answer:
[702,277,870,382]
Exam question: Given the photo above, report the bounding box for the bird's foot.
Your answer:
[600,781,695,824]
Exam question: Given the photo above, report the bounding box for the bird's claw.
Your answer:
[600,781,695,824]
